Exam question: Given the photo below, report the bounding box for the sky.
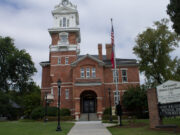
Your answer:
[0,0,179,86]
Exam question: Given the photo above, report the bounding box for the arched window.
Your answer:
[63,17,66,27]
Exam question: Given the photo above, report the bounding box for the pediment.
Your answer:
[52,6,77,14]
[71,54,105,67]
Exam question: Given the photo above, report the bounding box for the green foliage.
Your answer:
[122,86,148,118]
[0,91,12,116]
[47,116,74,121]
[60,108,71,116]
[103,108,112,115]
[47,107,58,116]
[133,19,180,87]
[30,106,44,120]
[0,36,37,93]
[102,115,118,121]
[23,84,41,117]
[167,0,180,35]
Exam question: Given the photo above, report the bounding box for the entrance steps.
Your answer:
[79,113,99,121]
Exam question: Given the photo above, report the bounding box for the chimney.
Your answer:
[98,44,102,60]
[106,44,112,60]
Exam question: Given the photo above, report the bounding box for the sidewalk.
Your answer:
[68,121,112,135]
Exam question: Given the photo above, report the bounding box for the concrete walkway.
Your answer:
[68,121,112,135]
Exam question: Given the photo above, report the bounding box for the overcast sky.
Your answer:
[0,0,179,86]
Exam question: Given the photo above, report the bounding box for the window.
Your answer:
[60,20,62,27]
[59,32,69,44]
[113,70,119,82]
[63,17,66,27]
[51,87,53,95]
[67,19,69,27]
[65,57,69,65]
[86,68,90,78]
[81,68,85,78]
[92,68,96,78]
[65,89,69,99]
[58,57,61,64]
[114,91,120,105]
[121,70,127,83]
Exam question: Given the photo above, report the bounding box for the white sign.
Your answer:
[157,80,180,104]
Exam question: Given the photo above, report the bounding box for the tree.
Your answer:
[23,83,41,117]
[122,86,148,118]
[0,36,37,93]
[167,0,180,35]
[133,19,180,87]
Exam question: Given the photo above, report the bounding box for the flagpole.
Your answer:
[111,19,119,105]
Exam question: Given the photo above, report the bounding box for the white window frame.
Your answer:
[92,68,96,78]
[86,68,90,78]
[65,57,69,65]
[58,57,61,64]
[65,89,69,99]
[80,68,85,78]
[121,69,128,83]
[113,69,119,82]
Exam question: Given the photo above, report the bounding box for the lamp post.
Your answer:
[56,79,62,131]
[44,92,48,122]
[108,88,112,122]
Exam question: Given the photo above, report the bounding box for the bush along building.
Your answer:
[40,0,140,121]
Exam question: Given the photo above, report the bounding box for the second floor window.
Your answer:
[86,68,90,78]
[65,89,69,99]
[92,68,96,78]
[122,70,128,83]
[113,69,119,82]
[58,57,61,64]
[65,57,69,65]
[81,68,85,78]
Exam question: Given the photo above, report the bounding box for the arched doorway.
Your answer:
[80,91,97,113]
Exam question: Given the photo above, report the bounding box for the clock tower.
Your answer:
[47,0,81,108]
[49,0,81,53]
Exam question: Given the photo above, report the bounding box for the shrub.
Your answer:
[102,115,117,120]
[60,108,71,116]
[47,107,58,116]
[47,116,74,121]
[103,108,112,115]
[30,106,44,120]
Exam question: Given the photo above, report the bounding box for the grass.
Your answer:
[0,121,74,135]
[108,118,180,135]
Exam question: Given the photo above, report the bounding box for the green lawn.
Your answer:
[0,121,74,135]
[108,118,180,135]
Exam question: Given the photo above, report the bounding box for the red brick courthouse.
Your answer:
[40,0,140,120]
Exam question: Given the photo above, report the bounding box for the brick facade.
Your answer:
[40,0,140,120]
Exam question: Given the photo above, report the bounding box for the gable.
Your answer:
[71,54,104,67]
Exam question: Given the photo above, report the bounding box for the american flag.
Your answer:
[111,19,115,68]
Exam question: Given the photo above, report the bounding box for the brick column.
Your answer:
[97,97,103,120]
[75,98,80,121]
[147,88,162,128]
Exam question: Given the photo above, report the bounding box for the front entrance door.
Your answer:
[80,91,97,114]
[83,99,95,113]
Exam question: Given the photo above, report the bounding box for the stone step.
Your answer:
[79,113,99,121]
